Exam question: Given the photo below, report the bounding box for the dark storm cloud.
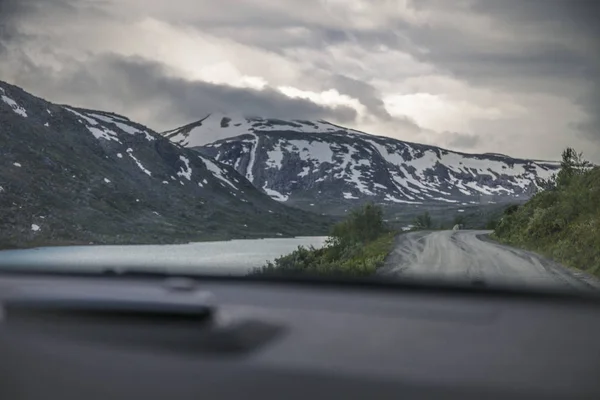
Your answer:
[470,0,600,39]
[0,0,109,50]
[401,0,600,140]
[0,0,29,47]
[329,74,391,120]
[0,0,93,29]
[195,20,407,58]
[102,55,358,126]
[467,0,600,130]
[4,52,357,130]
[325,73,425,133]
[0,0,358,129]
[2,0,599,154]
[1,0,109,17]
[187,0,600,141]
[404,0,600,86]
[0,0,36,23]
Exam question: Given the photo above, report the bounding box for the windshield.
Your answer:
[1,0,599,293]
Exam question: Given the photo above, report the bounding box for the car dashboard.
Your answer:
[1,272,599,399]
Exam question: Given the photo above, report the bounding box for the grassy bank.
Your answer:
[252,203,396,277]
[492,148,600,277]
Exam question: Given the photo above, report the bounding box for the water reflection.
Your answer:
[0,237,328,275]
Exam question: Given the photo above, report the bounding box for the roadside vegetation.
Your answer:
[409,210,492,231]
[412,211,433,230]
[252,203,396,277]
[492,148,600,277]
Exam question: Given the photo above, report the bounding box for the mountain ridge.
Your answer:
[161,114,560,214]
[162,113,562,164]
[0,81,331,248]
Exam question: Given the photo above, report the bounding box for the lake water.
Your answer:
[0,236,328,275]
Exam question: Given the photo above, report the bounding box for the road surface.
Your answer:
[378,230,599,290]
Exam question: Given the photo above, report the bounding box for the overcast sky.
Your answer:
[1,0,599,161]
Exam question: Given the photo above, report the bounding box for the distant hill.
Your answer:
[0,82,332,248]
[162,113,560,214]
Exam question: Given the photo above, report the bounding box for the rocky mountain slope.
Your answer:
[0,82,331,248]
[162,114,560,214]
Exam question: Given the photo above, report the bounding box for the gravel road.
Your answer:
[378,230,599,290]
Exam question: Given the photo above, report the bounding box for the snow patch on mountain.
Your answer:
[1,88,28,117]
[126,148,152,176]
[292,140,335,166]
[65,107,98,125]
[384,194,421,204]
[88,112,155,141]
[298,166,311,177]
[263,184,289,201]
[87,126,122,143]
[245,134,258,183]
[200,156,238,191]
[266,147,284,169]
[177,156,192,181]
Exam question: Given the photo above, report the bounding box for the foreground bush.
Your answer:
[252,203,396,277]
[493,148,600,277]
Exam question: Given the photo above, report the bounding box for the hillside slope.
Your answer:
[162,114,559,214]
[493,149,600,277]
[0,82,331,248]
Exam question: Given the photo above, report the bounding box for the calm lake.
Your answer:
[0,236,328,275]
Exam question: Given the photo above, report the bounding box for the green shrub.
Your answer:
[252,203,395,277]
[327,203,386,247]
[413,211,433,230]
[506,205,517,215]
[493,147,600,277]
[485,218,499,230]
[453,214,466,227]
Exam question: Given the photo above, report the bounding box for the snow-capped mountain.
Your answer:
[162,113,357,147]
[0,82,330,248]
[163,114,560,213]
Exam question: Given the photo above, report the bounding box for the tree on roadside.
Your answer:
[453,214,466,228]
[485,218,499,230]
[327,202,387,248]
[413,211,433,230]
[535,148,592,192]
[556,147,592,187]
